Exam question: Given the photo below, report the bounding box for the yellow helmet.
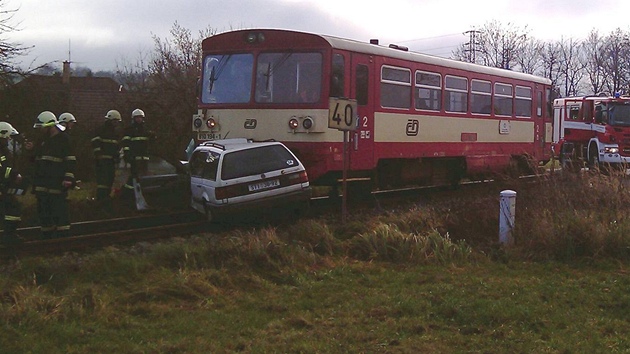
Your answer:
[34,111,65,130]
[132,108,145,118]
[0,122,18,139]
[58,112,77,124]
[105,110,122,121]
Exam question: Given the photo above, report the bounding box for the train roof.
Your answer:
[208,28,552,86]
[319,33,551,86]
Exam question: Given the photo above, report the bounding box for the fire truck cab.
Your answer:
[553,94,630,170]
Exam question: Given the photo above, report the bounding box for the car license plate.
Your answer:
[248,179,280,192]
[197,132,222,140]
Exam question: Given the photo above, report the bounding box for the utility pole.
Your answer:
[464,29,481,63]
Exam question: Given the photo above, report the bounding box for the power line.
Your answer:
[396,32,465,44]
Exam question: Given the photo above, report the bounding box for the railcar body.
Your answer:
[192,29,554,189]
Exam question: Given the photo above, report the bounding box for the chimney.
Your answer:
[62,60,71,84]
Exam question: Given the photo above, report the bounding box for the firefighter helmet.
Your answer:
[132,108,145,118]
[105,110,122,121]
[0,122,18,139]
[58,112,77,124]
[34,111,65,131]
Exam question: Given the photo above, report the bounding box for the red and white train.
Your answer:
[553,94,630,170]
[192,29,554,189]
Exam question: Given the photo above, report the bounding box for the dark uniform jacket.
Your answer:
[91,120,120,162]
[33,131,76,195]
[0,144,19,194]
[122,123,150,164]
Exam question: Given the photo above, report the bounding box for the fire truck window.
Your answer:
[330,53,345,97]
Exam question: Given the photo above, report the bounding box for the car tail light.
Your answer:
[284,171,309,186]
[215,184,244,200]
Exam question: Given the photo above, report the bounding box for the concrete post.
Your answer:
[499,190,516,245]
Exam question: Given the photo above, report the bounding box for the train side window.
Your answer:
[536,91,543,117]
[471,79,491,114]
[415,71,441,111]
[330,53,345,97]
[355,64,368,106]
[515,86,532,117]
[381,66,411,109]
[494,83,513,116]
[445,75,468,113]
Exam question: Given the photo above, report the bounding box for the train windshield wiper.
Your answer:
[208,54,233,94]
[264,53,293,91]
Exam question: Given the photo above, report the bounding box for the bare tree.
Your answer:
[581,30,608,95]
[557,37,586,96]
[601,28,630,95]
[0,1,32,86]
[117,22,215,162]
[539,41,562,93]
[514,38,544,75]
[454,20,531,73]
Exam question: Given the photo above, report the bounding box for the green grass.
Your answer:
[2,172,630,352]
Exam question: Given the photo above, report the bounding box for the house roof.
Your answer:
[16,74,123,92]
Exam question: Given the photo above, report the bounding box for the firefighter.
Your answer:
[121,108,150,202]
[91,110,121,205]
[0,122,24,246]
[32,111,76,239]
[58,112,78,131]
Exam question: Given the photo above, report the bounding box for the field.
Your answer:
[1,172,630,352]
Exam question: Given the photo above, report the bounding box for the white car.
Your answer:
[188,138,311,222]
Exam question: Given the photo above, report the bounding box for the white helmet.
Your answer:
[58,112,77,124]
[105,110,122,121]
[0,122,18,139]
[34,111,65,131]
[132,108,145,118]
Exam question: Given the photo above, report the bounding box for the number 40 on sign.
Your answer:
[328,98,358,131]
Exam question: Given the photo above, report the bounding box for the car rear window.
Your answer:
[221,145,299,180]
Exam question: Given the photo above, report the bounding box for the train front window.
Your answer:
[201,54,254,104]
[255,52,322,103]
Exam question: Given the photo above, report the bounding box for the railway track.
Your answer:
[0,174,545,260]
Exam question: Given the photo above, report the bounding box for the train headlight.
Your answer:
[206,118,217,129]
[604,147,619,154]
[246,33,257,43]
[302,117,314,130]
[289,118,299,130]
[193,118,203,129]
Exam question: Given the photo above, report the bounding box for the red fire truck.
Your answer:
[553,94,630,171]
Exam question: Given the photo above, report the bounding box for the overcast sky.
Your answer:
[6,0,630,72]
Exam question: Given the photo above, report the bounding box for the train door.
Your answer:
[350,54,374,170]
[533,89,545,159]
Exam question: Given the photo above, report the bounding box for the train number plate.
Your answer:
[197,132,222,140]
[248,179,280,192]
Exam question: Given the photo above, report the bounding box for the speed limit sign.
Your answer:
[328,97,358,131]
